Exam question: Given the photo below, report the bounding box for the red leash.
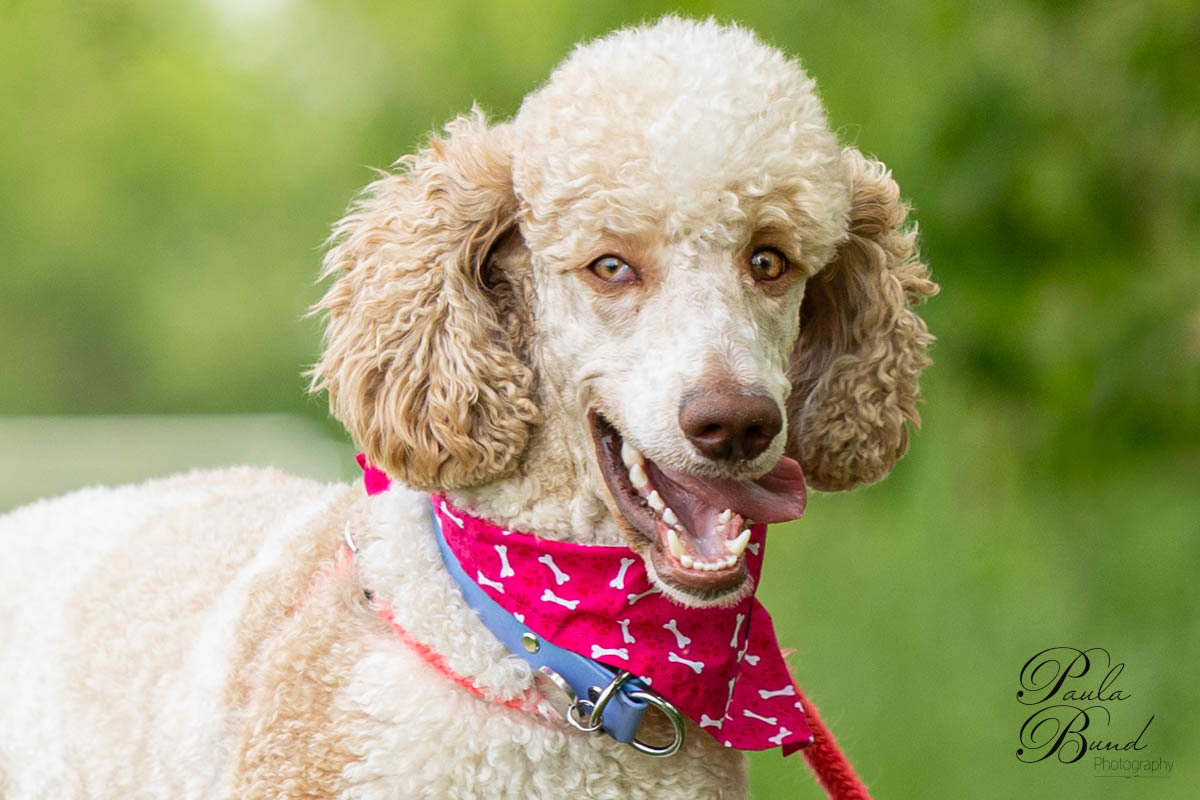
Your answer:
[796,685,873,799]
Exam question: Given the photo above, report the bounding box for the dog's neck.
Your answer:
[450,386,625,546]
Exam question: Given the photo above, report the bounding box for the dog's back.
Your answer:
[0,468,356,797]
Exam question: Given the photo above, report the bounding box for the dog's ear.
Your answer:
[785,148,939,491]
[310,110,539,490]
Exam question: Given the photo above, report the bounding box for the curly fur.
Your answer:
[0,17,935,799]
[312,19,935,516]
[787,150,939,491]
[310,113,540,491]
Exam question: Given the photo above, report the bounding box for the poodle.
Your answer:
[0,17,936,799]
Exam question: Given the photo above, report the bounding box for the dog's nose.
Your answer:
[679,389,783,462]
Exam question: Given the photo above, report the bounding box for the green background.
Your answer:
[2,1,1197,796]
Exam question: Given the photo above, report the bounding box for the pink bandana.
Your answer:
[358,455,812,753]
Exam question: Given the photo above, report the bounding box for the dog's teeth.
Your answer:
[725,529,751,556]
[628,463,648,490]
[667,528,684,558]
[680,553,694,569]
[662,507,678,525]
[724,555,737,569]
[621,441,644,468]
[718,509,732,525]
[646,490,664,511]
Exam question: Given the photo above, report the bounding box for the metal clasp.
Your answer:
[560,670,686,758]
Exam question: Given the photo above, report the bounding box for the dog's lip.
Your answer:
[588,410,803,597]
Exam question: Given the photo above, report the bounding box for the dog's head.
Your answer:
[311,18,938,606]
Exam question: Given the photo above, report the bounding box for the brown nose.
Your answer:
[679,389,783,462]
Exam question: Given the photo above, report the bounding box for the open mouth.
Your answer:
[589,410,807,601]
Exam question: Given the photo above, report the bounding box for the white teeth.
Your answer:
[718,509,732,525]
[621,441,644,468]
[628,463,648,489]
[676,554,739,573]
[662,507,678,525]
[726,529,751,557]
[646,490,664,511]
[667,528,684,558]
[686,555,739,572]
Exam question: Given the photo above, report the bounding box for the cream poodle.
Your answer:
[0,17,935,799]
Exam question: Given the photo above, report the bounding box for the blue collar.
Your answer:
[428,500,685,756]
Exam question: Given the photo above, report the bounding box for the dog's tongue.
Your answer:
[653,456,807,523]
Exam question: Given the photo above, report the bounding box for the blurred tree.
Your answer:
[1,0,1197,464]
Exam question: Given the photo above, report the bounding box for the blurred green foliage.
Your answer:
[2,1,1197,797]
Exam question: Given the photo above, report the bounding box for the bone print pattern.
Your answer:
[730,612,746,648]
[537,553,569,585]
[608,557,636,589]
[668,652,704,674]
[590,644,629,660]
[662,619,691,649]
[476,571,505,593]
[539,588,578,609]
[494,544,514,578]
[431,494,812,752]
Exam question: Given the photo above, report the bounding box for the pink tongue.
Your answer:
[653,456,807,523]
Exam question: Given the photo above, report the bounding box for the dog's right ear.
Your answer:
[309,110,539,491]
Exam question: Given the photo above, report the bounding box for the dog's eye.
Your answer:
[588,255,639,284]
[749,248,790,281]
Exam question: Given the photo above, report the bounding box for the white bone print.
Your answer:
[617,618,636,644]
[476,571,505,593]
[667,652,704,674]
[494,544,514,578]
[730,612,746,648]
[746,542,760,556]
[768,727,792,745]
[540,588,579,609]
[608,557,636,589]
[590,644,629,660]
[626,586,660,605]
[700,714,724,729]
[737,639,760,666]
[724,677,738,713]
[538,554,570,585]
[514,612,525,623]
[758,685,797,700]
[662,619,691,649]
[440,501,464,528]
[743,709,778,725]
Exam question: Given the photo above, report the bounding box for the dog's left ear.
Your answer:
[785,148,939,491]
[310,110,539,491]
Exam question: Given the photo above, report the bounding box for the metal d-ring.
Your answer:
[627,689,686,757]
[565,670,686,757]
[585,670,636,730]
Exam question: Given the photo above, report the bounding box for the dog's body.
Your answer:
[0,18,935,798]
[0,471,743,798]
